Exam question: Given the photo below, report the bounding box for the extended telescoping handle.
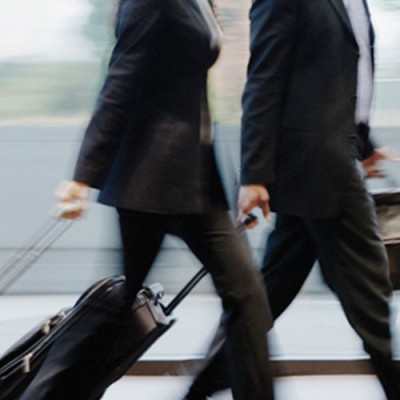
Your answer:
[0,203,79,295]
[163,213,257,316]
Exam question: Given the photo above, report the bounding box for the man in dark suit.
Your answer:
[184,0,400,399]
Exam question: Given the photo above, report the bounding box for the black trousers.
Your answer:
[21,205,274,400]
[118,205,274,400]
[187,162,400,400]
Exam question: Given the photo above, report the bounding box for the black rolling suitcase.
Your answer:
[0,215,209,400]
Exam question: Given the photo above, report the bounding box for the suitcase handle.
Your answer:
[0,216,73,295]
[52,201,85,219]
[0,202,83,294]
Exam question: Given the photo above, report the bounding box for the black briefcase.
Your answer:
[372,188,400,290]
[0,267,207,400]
[0,273,193,399]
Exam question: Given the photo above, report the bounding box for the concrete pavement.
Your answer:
[1,291,399,370]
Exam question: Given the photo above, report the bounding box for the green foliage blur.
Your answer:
[0,0,115,126]
[1,0,399,127]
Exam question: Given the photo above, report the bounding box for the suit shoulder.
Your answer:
[118,0,170,18]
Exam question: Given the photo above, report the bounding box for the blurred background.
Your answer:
[0,0,399,296]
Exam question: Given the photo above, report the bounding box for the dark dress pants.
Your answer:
[20,204,274,400]
[118,205,274,400]
[186,162,400,400]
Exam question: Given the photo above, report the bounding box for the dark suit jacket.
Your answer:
[73,0,225,214]
[240,0,375,219]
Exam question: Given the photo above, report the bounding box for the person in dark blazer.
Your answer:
[183,0,400,399]
[19,1,275,399]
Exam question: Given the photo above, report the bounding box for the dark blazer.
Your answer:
[73,0,224,214]
[240,0,375,219]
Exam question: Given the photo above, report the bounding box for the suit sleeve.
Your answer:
[362,137,375,159]
[73,0,166,188]
[240,0,297,185]
[357,123,375,160]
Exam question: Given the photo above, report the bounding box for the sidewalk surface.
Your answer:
[101,375,387,400]
[0,292,399,399]
[1,292,399,362]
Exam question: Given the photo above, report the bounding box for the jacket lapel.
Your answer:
[329,0,375,66]
[327,0,358,46]
[362,0,375,48]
